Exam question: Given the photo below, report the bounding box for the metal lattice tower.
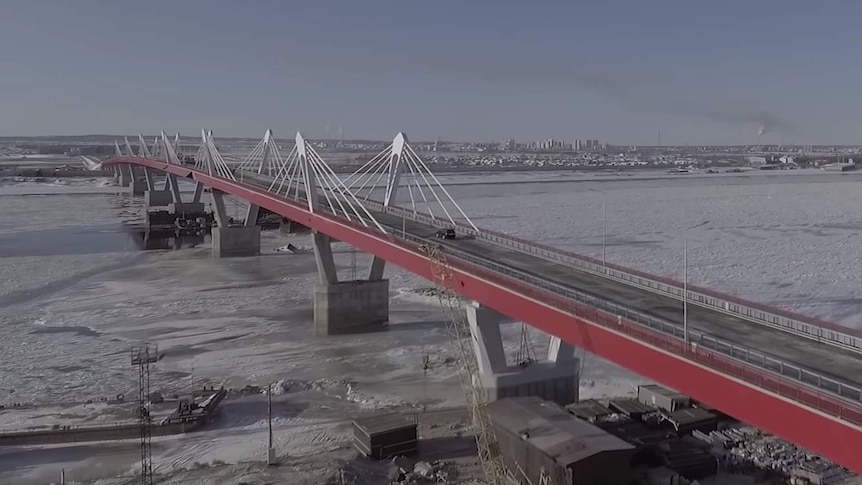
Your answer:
[418,244,513,485]
[131,345,158,485]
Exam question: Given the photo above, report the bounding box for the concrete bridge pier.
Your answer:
[128,166,147,196]
[279,218,310,234]
[466,301,580,407]
[311,233,389,336]
[145,173,206,223]
[210,189,260,258]
[117,164,131,187]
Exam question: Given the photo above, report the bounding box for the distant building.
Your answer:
[746,156,767,166]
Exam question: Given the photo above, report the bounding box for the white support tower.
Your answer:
[137,133,152,159]
[159,130,181,165]
[150,136,162,161]
[342,132,478,232]
[266,132,385,232]
[193,130,235,180]
[124,137,136,157]
[237,129,283,177]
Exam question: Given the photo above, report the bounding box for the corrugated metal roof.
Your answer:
[565,399,613,421]
[353,413,415,435]
[488,397,634,467]
[608,398,655,416]
[639,384,688,401]
[664,408,717,427]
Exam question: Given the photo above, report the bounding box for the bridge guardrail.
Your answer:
[226,168,862,425]
[388,221,862,404]
[303,192,862,404]
[236,169,862,404]
[364,200,862,356]
[324,204,862,427]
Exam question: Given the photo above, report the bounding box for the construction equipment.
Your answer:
[418,243,514,484]
[131,345,159,485]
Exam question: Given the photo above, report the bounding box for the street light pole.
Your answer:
[267,383,276,465]
[602,200,607,268]
[683,237,688,344]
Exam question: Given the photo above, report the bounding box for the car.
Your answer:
[435,228,456,240]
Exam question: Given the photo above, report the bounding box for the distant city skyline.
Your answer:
[1,1,860,145]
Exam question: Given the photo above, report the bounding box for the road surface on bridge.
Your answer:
[373,209,862,391]
[240,173,862,401]
[104,158,862,470]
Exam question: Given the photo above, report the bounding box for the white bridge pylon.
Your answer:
[266,132,386,233]
[193,130,236,180]
[341,133,478,232]
[237,129,283,177]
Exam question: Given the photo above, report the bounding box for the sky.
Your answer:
[1,1,861,145]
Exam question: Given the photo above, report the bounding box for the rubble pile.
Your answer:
[388,460,454,484]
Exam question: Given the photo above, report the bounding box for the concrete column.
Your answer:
[312,232,338,285]
[368,256,386,281]
[244,203,260,227]
[164,174,182,203]
[467,301,581,407]
[313,279,389,336]
[144,190,173,208]
[212,226,260,258]
[192,182,204,203]
[144,167,157,191]
[279,218,310,234]
[130,178,147,196]
[311,231,389,336]
[125,165,146,196]
[211,189,229,227]
[466,302,508,375]
[118,165,131,187]
[209,189,259,257]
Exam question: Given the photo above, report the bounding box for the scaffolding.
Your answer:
[419,243,513,485]
[131,345,158,485]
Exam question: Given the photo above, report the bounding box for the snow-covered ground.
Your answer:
[1,170,861,482]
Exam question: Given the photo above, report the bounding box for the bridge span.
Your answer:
[103,131,862,473]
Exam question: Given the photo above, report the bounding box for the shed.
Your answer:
[637,385,690,413]
[488,397,636,485]
[663,407,718,434]
[352,413,417,460]
[608,398,655,419]
[566,399,614,423]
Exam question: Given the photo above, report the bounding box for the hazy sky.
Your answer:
[2,1,861,144]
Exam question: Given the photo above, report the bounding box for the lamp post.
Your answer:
[267,383,276,465]
[602,200,607,268]
[681,220,709,344]
[589,189,608,269]
[683,237,688,343]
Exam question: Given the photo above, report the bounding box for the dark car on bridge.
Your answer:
[436,228,456,240]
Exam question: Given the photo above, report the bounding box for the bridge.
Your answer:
[103,130,862,473]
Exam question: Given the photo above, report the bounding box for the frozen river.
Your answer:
[1,168,861,482]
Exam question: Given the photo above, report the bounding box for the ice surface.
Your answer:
[1,170,861,482]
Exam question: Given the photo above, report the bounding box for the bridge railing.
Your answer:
[191,164,857,355]
[361,199,862,355]
[326,203,862,425]
[222,168,862,425]
[308,195,862,405]
[454,256,862,428]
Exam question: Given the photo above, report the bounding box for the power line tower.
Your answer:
[418,244,513,485]
[130,345,158,485]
